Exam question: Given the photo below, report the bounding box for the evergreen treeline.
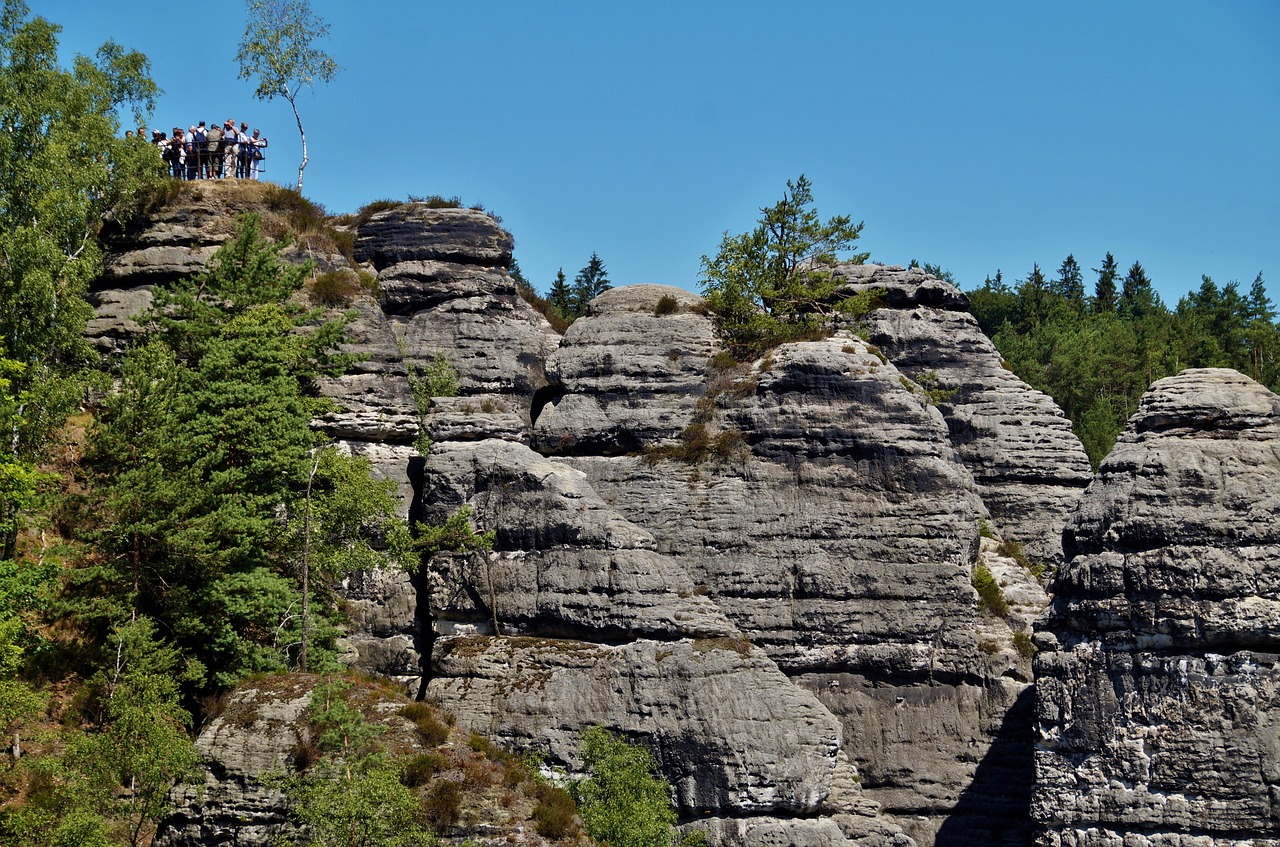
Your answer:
[967,253,1279,466]
[511,252,612,330]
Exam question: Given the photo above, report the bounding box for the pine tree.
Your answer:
[572,252,612,317]
[1120,260,1157,319]
[1053,254,1085,306]
[548,268,573,319]
[1091,252,1119,314]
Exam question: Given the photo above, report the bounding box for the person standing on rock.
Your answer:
[248,128,267,180]
[237,121,252,178]
[222,119,240,179]
[205,121,223,178]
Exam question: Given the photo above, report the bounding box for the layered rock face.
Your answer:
[86,180,349,356]
[834,264,1093,564]
[96,195,1130,846]
[1034,368,1280,845]
[419,282,1061,845]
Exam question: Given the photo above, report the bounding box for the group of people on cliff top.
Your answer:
[127,118,268,182]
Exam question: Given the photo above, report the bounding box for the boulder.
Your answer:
[353,204,513,270]
[1034,368,1280,845]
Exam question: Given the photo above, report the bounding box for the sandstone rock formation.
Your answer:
[835,263,1093,564]
[94,195,1146,847]
[1034,368,1280,846]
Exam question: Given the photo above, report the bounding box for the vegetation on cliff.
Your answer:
[968,257,1279,465]
[700,175,872,360]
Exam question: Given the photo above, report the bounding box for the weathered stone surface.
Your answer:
[421,434,911,837]
[533,284,716,454]
[354,204,513,270]
[430,636,853,817]
[155,678,314,847]
[423,395,529,444]
[423,439,737,641]
[1034,368,1280,846]
[384,260,561,398]
[835,263,1093,564]
[570,334,986,680]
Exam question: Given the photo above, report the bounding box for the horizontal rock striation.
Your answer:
[532,284,716,454]
[835,263,1093,564]
[1034,368,1280,846]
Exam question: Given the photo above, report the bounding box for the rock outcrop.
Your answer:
[835,263,1093,564]
[416,278,1059,846]
[105,191,1273,847]
[1034,368,1280,845]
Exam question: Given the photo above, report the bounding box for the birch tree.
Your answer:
[235,0,339,192]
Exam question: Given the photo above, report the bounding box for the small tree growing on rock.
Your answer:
[700,175,869,360]
[236,0,339,192]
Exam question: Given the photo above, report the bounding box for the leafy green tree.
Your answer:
[236,0,340,191]
[0,0,162,556]
[4,619,199,847]
[74,216,399,690]
[572,726,679,847]
[700,175,869,359]
[572,252,612,316]
[291,448,414,671]
[275,680,434,847]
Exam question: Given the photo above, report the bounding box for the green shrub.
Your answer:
[972,563,1009,617]
[400,752,448,787]
[1012,630,1036,659]
[654,294,679,316]
[309,270,362,307]
[424,779,463,828]
[532,783,580,839]
[572,727,677,847]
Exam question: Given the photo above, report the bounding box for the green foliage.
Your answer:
[547,268,575,324]
[0,1,163,556]
[284,758,434,847]
[1012,630,1036,660]
[572,726,679,847]
[308,678,385,762]
[71,216,401,690]
[414,506,496,558]
[400,702,450,747]
[700,175,869,360]
[911,370,957,406]
[971,564,1009,618]
[408,353,460,455]
[2,619,200,847]
[969,255,1280,467]
[236,0,339,191]
[532,783,580,839]
[572,252,612,317]
[654,294,680,316]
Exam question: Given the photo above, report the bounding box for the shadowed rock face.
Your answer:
[834,264,1093,565]
[1034,368,1280,846]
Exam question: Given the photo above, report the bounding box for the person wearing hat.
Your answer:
[222,119,240,179]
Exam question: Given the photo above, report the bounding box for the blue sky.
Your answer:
[46,0,1280,305]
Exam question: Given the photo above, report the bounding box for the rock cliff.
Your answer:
[1034,368,1280,845]
[87,189,1149,847]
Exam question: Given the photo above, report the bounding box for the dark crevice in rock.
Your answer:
[528,383,564,431]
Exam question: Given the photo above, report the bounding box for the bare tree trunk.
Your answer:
[299,451,321,671]
[288,94,308,192]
